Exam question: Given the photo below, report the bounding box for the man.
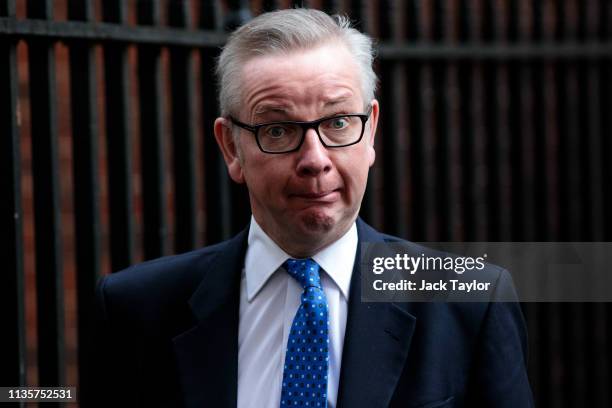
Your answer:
[86,9,533,408]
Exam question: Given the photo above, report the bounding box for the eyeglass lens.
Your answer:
[258,116,363,152]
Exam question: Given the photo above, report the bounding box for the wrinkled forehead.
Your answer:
[235,42,364,115]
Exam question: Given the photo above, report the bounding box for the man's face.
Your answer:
[214,42,379,257]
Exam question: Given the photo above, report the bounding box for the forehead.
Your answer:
[238,42,363,116]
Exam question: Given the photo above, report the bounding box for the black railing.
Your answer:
[2,0,611,407]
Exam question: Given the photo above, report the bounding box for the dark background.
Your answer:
[2,0,611,407]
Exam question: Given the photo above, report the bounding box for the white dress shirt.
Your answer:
[237,217,357,408]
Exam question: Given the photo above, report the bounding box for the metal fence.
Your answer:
[2,0,611,406]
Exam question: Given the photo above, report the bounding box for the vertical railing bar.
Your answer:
[26,0,66,391]
[560,1,582,241]
[358,0,379,228]
[405,58,424,241]
[457,0,474,242]
[603,0,612,244]
[390,0,409,238]
[592,300,610,406]
[507,0,519,42]
[214,0,226,31]
[1,0,16,15]
[531,1,547,243]
[137,0,162,25]
[584,0,604,243]
[199,0,224,31]
[468,0,488,241]
[492,1,512,241]
[454,61,472,241]
[457,0,470,43]
[589,49,611,391]
[542,2,564,408]
[515,0,539,403]
[583,3,605,241]
[480,0,494,42]
[199,0,232,243]
[601,5,612,402]
[530,3,549,403]
[553,0,565,41]
[375,0,399,234]
[404,0,424,240]
[443,0,464,241]
[431,0,450,240]
[168,0,198,253]
[418,1,439,241]
[567,79,588,408]
[137,0,169,258]
[517,0,536,241]
[542,3,560,242]
[355,0,371,223]
[482,1,506,241]
[0,0,27,391]
[602,0,612,41]
[564,3,587,403]
[585,3,607,406]
[66,0,102,402]
[481,3,499,241]
[506,0,520,241]
[102,0,135,271]
[363,0,378,227]
[554,5,588,404]
[224,0,253,30]
[431,0,443,41]
[588,61,609,406]
[577,0,587,42]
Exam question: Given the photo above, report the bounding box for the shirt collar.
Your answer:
[244,216,357,302]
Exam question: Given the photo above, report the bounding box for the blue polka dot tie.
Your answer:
[280,258,329,408]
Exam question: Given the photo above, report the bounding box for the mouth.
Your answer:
[290,189,340,203]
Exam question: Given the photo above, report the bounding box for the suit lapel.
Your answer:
[173,229,248,408]
[337,220,417,408]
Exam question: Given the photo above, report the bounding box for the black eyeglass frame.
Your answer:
[229,105,373,154]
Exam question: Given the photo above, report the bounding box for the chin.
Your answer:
[299,211,336,234]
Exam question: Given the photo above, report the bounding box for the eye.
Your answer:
[328,117,350,130]
[265,125,288,139]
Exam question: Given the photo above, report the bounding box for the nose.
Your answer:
[295,128,332,177]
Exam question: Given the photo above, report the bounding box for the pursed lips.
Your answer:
[288,189,341,202]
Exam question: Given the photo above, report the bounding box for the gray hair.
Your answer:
[215,8,378,116]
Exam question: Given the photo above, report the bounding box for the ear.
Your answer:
[365,99,379,167]
[214,117,245,183]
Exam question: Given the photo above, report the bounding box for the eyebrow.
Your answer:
[254,105,290,115]
[323,97,352,107]
[254,96,352,112]
[251,97,358,122]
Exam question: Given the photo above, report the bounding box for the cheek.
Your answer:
[340,148,372,189]
[243,159,288,198]
[339,162,370,200]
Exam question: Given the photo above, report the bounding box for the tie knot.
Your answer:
[283,258,322,290]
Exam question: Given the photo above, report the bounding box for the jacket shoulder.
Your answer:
[96,239,237,327]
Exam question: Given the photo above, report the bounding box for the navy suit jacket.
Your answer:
[84,219,533,407]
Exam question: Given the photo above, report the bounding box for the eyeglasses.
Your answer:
[229,105,373,154]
